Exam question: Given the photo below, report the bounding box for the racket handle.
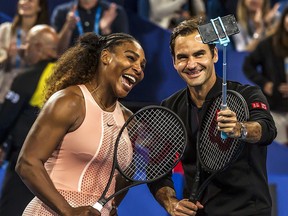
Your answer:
[189,172,200,203]
[220,104,228,139]
[93,202,103,212]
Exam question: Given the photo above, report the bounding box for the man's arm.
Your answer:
[110,4,129,34]
[154,186,203,215]
[154,186,179,215]
[51,3,77,54]
[148,172,202,215]
[217,85,277,145]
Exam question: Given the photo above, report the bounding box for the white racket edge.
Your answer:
[93,202,103,211]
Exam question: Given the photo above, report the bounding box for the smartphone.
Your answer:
[198,14,240,44]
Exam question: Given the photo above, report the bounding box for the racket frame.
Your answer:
[94,105,187,211]
[189,90,249,202]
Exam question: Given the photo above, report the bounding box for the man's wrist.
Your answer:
[155,186,178,214]
[239,122,248,140]
[101,27,112,35]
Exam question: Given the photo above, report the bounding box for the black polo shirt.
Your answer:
[148,76,276,216]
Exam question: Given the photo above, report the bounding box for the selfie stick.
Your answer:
[210,17,230,139]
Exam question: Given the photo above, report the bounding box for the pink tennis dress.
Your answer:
[22,85,132,216]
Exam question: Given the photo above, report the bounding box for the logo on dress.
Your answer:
[107,122,114,127]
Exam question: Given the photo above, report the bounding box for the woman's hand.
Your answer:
[109,205,118,216]
[67,206,101,216]
[264,3,281,27]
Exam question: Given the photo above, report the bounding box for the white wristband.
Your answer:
[93,202,103,211]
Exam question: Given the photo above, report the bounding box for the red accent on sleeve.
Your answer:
[251,102,267,110]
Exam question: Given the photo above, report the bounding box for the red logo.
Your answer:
[251,102,267,110]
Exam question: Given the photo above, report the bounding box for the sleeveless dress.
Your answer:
[22,85,133,216]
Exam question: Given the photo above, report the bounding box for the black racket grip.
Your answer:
[189,172,200,203]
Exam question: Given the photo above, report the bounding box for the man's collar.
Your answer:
[205,76,223,100]
[185,75,223,106]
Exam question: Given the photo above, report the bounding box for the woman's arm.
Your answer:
[16,86,99,215]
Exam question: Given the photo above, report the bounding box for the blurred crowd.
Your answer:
[0,0,288,215]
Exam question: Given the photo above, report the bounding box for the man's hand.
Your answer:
[99,3,118,35]
[64,4,79,31]
[171,199,203,216]
[217,108,240,138]
[154,187,203,216]
[263,81,274,96]
[278,83,288,98]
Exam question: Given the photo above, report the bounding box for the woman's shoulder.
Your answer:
[46,86,84,110]
[40,86,86,132]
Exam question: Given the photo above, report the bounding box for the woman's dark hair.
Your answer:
[272,6,288,57]
[11,0,50,34]
[44,32,139,101]
[170,16,216,59]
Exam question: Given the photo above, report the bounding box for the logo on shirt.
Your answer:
[251,102,267,110]
[5,90,20,103]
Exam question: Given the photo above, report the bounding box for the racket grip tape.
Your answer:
[189,173,200,203]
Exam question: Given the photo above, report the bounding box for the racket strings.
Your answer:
[199,93,248,171]
[117,108,186,182]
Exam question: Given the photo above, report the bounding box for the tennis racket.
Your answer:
[189,90,249,203]
[93,105,187,211]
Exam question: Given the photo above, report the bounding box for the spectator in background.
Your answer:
[188,0,206,18]
[170,0,206,29]
[243,5,288,146]
[206,0,238,20]
[0,24,59,216]
[0,0,50,109]
[148,0,189,29]
[147,0,206,30]
[51,0,129,54]
[204,0,239,50]
[233,0,281,52]
[107,0,125,6]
